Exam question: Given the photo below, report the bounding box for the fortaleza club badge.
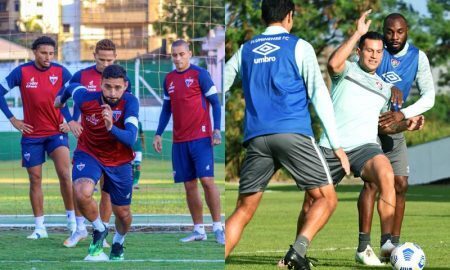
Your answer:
[185,77,194,87]
[376,81,383,90]
[49,74,58,85]
[112,110,122,121]
[76,162,85,171]
[391,58,400,68]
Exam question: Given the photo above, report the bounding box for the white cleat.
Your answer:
[355,245,384,266]
[180,231,207,242]
[103,239,110,248]
[27,227,48,239]
[67,221,77,235]
[214,229,225,245]
[380,239,396,262]
[63,229,88,247]
[84,251,109,261]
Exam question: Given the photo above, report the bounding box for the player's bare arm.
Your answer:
[9,116,33,134]
[152,135,162,153]
[212,129,221,146]
[390,86,404,109]
[379,115,425,134]
[68,120,83,138]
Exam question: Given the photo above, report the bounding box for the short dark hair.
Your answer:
[383,13,408,29]
[32,36,56,50]
[261,0,295,25]
[102,64,127,80]
[358,31,384,49]
[95,39,116,53]
[171,39,190,50]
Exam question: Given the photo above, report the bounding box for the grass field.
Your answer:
[0,158,225,269]
[225,183,450,269]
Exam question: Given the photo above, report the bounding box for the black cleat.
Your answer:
[88,227,108,256]
[283,245,311,270]
[110,242,125,261]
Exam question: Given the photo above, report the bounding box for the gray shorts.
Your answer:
[321,143,384,185]
[239,133,332,193]
[378,133,409,176]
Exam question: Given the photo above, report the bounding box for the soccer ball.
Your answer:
[390,242,426,270]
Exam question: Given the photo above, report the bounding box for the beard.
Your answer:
[386,37,407,54]
[102,94,120,106]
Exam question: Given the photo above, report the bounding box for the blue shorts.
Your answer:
[172,137,214,183]
[72,150,133,206]
[21,133,69,168]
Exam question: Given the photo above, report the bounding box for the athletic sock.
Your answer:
[35,216,45,229]
[103,222,109,229]
[92,217,105,232]
[357,232,371,252]
[391,235,400,246]
[194,224,205,234]
[76,216,86,231]
[212,222,223,232]
[66,210,76,222]
[133,170,141,185]
[113,232,126,245]
[293,235,310,258]
[380,233,392,246]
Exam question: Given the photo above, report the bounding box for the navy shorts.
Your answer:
[172,137,214,183]
[21,133,69,168]
[72,150,133,206]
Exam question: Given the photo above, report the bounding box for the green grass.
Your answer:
[0,231,224,270]
[0,159,224,215]
[225,183,450,269]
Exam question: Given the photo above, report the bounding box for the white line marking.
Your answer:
[0,259,224,263]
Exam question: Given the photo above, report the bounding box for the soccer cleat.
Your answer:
[109,242,125,261]
[283,245,311,270]
[27,227,48,239]
[103,239,111,248]
[180,231,207,242]
[88,228,108,256]
[355,245,384,266]
[380,239,396,262]
[63,229,88,247]
[214,229,225,245]
[67,220,77,235]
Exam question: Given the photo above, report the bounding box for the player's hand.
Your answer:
[356,9,372,36]
[68,120,83,138]
[10,117,33,134]
[390,86,403,110]
[334,148,350,176]
[59,122,70,133]
[406,115,425,131]
[101,104,113,131]
[54,95,64,108]
[378,111,405,128]
[153,135,163,153]
[212,129,221,146]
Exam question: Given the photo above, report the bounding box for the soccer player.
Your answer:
[224,0,350,268]
[0,36,76,239]
[132,121,145,190]
[356,13,435,264]
[55,64,139,260]
[63,39,131,248]
[153,39,225,245]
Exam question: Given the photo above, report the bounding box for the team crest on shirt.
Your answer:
[375,81,383,90]
[86,114,99,125]
[185,77,194,88]
[168,81,175,93]
[112,110,122,121]
[49,74,58,85]
[87,80,97,91]
[26,77,38,88]
[23,152,31,161]
[391,58,400,68]
[76,162,85,171]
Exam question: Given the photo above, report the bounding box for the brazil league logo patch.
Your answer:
[49,74,58,85]
[23,152,31,161]
[391,58,400,68]
[185,77,194,88]
[76,162,85,171]
[112,110,122,121]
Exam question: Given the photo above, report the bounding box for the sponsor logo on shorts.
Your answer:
[76,162,85,171]
[23,152,31,161]
[185,77,194,88]
[381,71,403,83]
[26,77,38,88]
[59,135,63,140]
[49,74,58,85]
[126,193,131,199]
[252,42,279,64]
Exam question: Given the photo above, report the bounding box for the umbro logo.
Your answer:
[382,71,402,83]
[252,42,280,56]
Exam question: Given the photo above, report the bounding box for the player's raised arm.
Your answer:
[328,9,372,76]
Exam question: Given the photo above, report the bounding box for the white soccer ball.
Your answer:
[390,242,426,270]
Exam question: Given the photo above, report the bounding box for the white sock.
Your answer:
[194,224,205,234]
[113,232,126,245]
[66,210,75,222]
[103,222,109,229]
[76,216,86,231]
[35,216,45,229]
[212,221,223,232]
[92,217,105,232]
